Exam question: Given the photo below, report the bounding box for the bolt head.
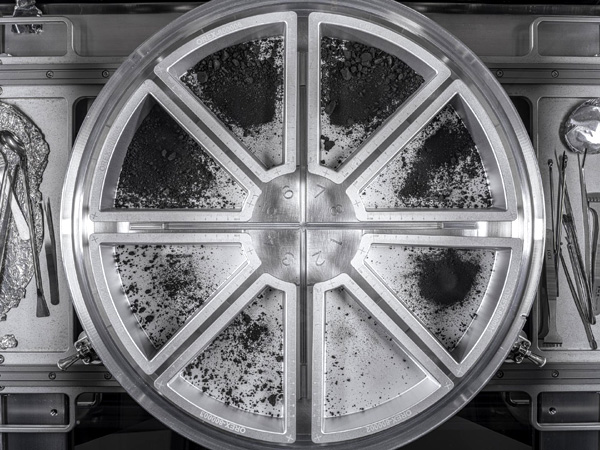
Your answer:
[48,372,56,380]
[552,370,559,378]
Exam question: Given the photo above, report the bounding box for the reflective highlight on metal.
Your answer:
[60,1,544,449]
[0,102,49,320]
[564,98,600,155]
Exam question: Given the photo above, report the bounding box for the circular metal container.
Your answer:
[61,1,544,448]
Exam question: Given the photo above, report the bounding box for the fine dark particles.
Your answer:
[365,245,495,352]
[325,287,425,417]
[320,36,424,169]
[361,104,493,209]
[114,244,246,350]
[414,248,480,307]
[182,288,285,418]
[181,37,284,169]
[115,104,246,210]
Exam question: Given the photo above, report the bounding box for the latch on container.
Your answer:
[507,331,547,367]
[57,332,101,371]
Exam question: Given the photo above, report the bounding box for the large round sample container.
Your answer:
[61,1,544,448]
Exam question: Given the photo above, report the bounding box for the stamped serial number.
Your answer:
[197,21,243,45]
[365,409,412,433]
[199,410,246,434]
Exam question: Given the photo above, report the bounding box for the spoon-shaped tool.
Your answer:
[0,131,49,318]
[564,99,600,155]
[564,99,600,315]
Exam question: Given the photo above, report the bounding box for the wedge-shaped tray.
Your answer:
[87,81,261,223]
[312,274,452,443]
[88,232,260,375]
[154,12,298,183]
[62,2,543,449]
[307,13,451,184]
[346,80,518,222]
[155,274,297,443]
[352,234,523,376]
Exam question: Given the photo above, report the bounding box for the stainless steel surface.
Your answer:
[0,154,18,278]
[57,332,101,371]
[2,130,50,318]
[0,102,53,327]
[43,197,59,306]
[0,151,30,242]
[0,85,99,367]
[564,99,600,155]
[541,228,562,348]
[60,1,543,448]
[508,332,546,367]
[0,0,599,447]
[0,2,586,446]
[578,153,592,296]
[524,83,600,360]
[563,213,593,324]
[559,250,596,350]
[555,152,567,276]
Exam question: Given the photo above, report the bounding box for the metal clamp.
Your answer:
[508,332,547,367]
[57,332,101,371]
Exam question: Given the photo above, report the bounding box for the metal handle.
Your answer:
[56,353,79,371]
[510,332,547,367]
[57,333,101,371]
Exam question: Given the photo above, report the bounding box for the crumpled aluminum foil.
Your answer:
[12,0,43,34]
[0,102,49,320]
[564,98,600,155]
[0,334,17,349]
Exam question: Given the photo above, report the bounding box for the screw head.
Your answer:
[104,372,112,380]
[549,407,557,415]
[496,370,504,378]
[0,355,5,364]
[102,70,110,78]
[551,70,559,78]
[48,372,56,380]
[552,370,559,378]
[46,70,54,79]
[496,70,504,78]
[50,409,58,417]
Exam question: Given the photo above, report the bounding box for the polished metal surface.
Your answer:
[60,1,543,448]
[526,87,600,358]
[564,99,600,155]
